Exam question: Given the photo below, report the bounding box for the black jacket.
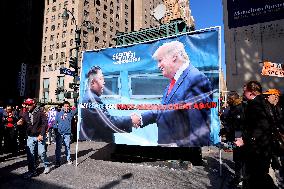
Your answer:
[244,95,274,154]
[80,90,133,142]
[220,101,246,142]
[22,106,47,137]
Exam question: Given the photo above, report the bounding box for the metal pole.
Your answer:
[74,25,80,108]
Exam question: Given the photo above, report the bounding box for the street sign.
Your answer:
[60,67,75,76]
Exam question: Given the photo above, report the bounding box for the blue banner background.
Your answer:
[79,30,220,146]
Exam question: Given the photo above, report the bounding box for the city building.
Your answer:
[39,0,195,104]
[223,0,284,93]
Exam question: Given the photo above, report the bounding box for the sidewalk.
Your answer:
[0,142,234,189]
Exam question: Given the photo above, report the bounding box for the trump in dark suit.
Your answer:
[135,41,213,147]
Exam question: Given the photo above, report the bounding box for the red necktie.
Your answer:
[167,78,176,95]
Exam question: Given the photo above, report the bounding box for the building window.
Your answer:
[95,0,100,6]
[103,22,107,28]
[50,44,54,51]
[125,12,128,17]
[116,14,119,19]
[62,41,66,48]
[125,5,128,9]
[50,35,54,41]
[70,39,74,46]
[43,56,47,62]
[48,64,53,71]
[49,54,54,60]
[56,43,60,49]
[46,18,48,24]
[57,23,60,29]
[57,76,65,101]
[52,15,56,22]
[96,8,100,16]
[52,6,56,12]
[63,20,68,27]
[96,18,100,24]
[64,1,68,7]
[45,27,48,33]
[60,62,65,68]
[103,13,107,19]
[51,25,56,31]
[56,53,58,59]
[54,63,58,70]
[72,0,75,4]
[110,26,113,32]
[71,19,75,25]
[103,31,106,37]
[95,27,99,33]
[104,5,107,10]
[84,0,89,6]
[53,0,56,3]
[43,78,50,103]
[83,30,88,37]
[71,29,73,34]
[116,22,119,27]
[125,20,128,25]
[43,46,46,52]
[95,37,99,42]
[103,40,107,46]
[84,10,89,17]
[110,1,113,7]
[110,18,113,23]
[61,52,65,58]
[46,8,49,15]
[62,31,66,38]
[83,41,88,49]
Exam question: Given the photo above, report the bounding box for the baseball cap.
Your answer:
[263,89,281,96]
[23,98,35,105]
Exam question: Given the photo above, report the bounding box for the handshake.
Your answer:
[130,113,142,128]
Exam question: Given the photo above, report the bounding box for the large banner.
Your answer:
[78,29,220,147]
[227,0,284,28]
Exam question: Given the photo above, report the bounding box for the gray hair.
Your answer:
[152,41,189,62]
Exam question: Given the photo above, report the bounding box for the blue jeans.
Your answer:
[27,136,49,172]
[55,133,71,163]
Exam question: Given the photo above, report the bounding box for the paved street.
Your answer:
[0,142,234,189]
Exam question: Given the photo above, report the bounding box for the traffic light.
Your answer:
[64,91,72,99]
[69,57,77,69]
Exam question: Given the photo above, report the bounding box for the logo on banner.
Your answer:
[112,51,141,65]
[261,61,284,77]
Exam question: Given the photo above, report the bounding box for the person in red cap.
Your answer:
[18,98,50,178]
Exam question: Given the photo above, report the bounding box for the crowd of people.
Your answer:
[220,81,284,188]
[0,98,77,178]
[1,79,284,187]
